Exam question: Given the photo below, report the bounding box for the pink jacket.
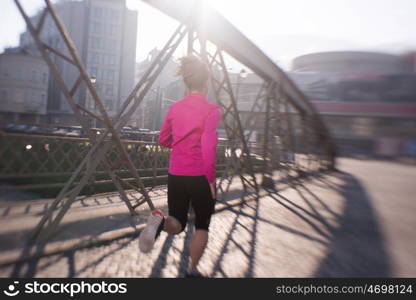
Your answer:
[158,93,222,183]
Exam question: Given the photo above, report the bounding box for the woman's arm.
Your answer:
[158,108,173,149]
[201,107,222,184]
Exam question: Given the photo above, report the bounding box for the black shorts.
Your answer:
[167,173,216,232]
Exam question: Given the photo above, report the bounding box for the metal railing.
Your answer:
[0,133,232,195]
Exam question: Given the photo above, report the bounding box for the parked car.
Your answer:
[53,128,71,136]
[120,126,135,140]
[66,129,82,137]
[9,124,31,133]
[4,124,56,135]
[26,126,43,134]
[4,124,18,133]
[41,127,58,134]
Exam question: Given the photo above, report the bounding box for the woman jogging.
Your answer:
[139,55,222,278]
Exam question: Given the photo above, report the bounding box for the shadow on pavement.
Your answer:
[312,171,392,277]
[147,170,391,277]
[2,170,392,277]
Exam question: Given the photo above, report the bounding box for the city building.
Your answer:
[0,47,49,123]
[289,51,416,157]
[19,0,137,125]
[133,48,178,129]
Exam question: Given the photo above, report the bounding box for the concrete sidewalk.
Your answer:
[0,158,415,277]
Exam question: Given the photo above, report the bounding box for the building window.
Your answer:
[30,92,37,106]
[32,71,37,82]
[91,52,99,64]
[109,55,115,65]
[91,37,103,49]
[1,90,7,101]
[106,70,115,80]
[107,39,117,51]
[103,23,109,36]
[16,69,23,80]
[111,9,120,21]
[100,54,106,65]
[42,73,47,84]
[93,7,103,18]
[89,67,98,80]
[92,21,101,34]
[91,37,98,48]
[105,84,113,96]
[105,99,113,111]
[96,69,102,81]
[15,90,24,104]
[103,8,111,19]
[110,25,117,36]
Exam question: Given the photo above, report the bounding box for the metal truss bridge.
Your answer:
[9,0,336,253]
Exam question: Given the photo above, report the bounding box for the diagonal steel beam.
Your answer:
[14,0,187,242]
[14,0,147,241]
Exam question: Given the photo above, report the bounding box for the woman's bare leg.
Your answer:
[188,229,208,273]
[164,216,182,234]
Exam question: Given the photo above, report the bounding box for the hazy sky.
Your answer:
[1,0,415,70]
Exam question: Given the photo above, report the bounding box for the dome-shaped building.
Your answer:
[291,51,409,74]
[289,51,416,157]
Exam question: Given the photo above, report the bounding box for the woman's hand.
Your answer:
[209,182,216,200]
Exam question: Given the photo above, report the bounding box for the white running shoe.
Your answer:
[139,209,165,253]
